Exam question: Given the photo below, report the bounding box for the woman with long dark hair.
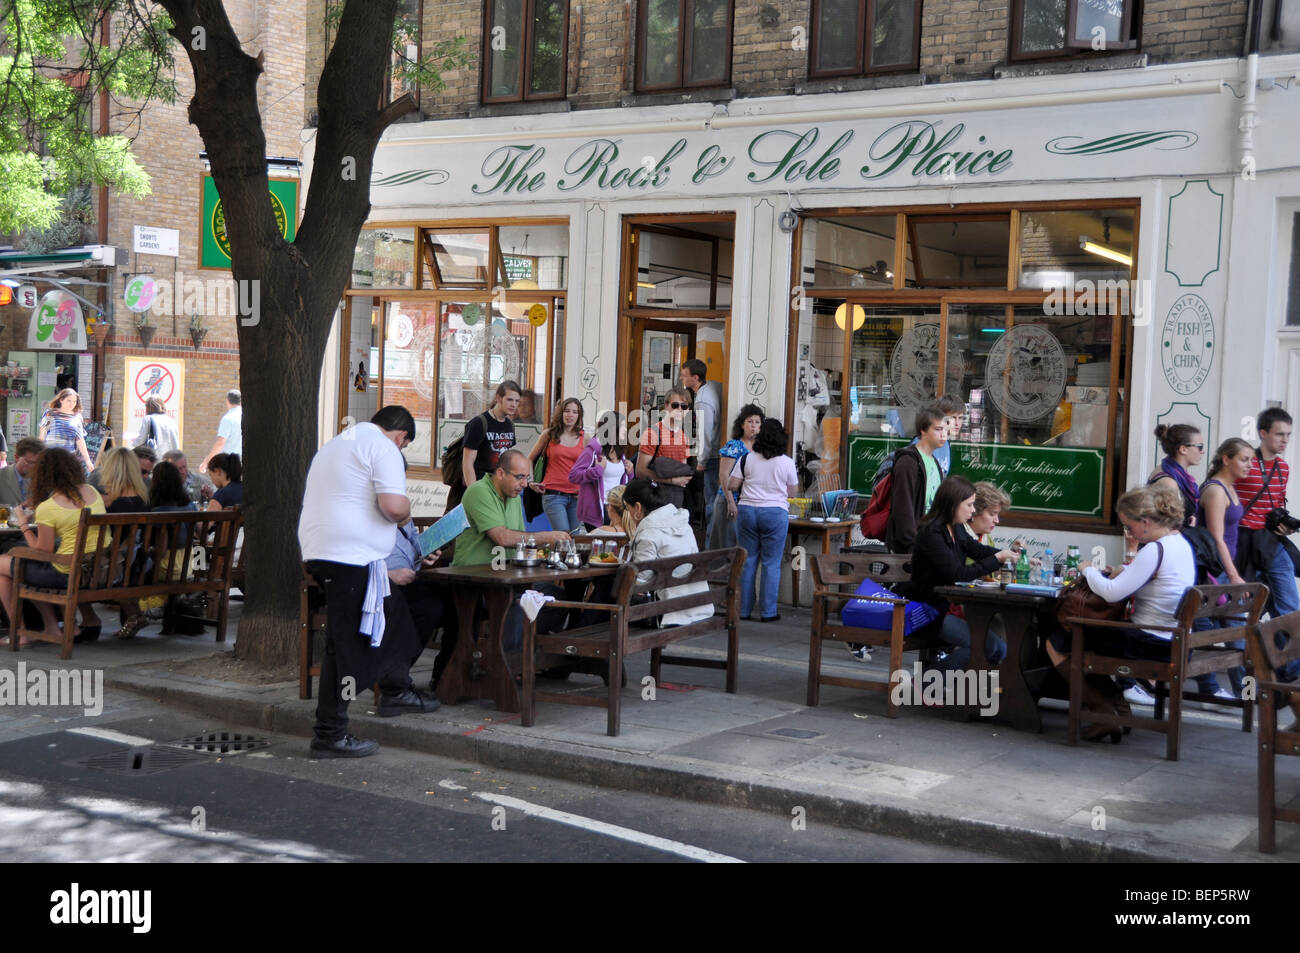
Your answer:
[708,404,763,550]
[901,475,1018,671]
[206,452,243,511]
[729,418,798,622]
[528,397,587,532]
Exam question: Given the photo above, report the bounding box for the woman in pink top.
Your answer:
[528,398,588,533]
[728,418,799,622]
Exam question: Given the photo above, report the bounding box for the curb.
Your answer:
[106,667,1268,864]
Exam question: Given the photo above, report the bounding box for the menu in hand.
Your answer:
[418,504,470,557]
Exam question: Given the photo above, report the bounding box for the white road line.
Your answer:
[473,791,745,863]
[68,727,156,748]
[438,779,468,791]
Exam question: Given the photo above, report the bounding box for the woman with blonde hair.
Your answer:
[967,481,1012,546]
[39,388,92,470]
[1045,484,1196,742]
[591,484,629,535]
[98,446,150,512]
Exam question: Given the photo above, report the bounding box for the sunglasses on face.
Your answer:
[668,402,688,410]
[1183,443,1205,451]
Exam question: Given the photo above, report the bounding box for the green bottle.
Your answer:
[1015,547,1030,583]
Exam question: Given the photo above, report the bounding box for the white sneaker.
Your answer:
[848,643,872,662]
[1186,687,1238,712]
[1123,683,1156,706]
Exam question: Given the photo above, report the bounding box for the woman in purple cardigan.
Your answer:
[568,412,632,529]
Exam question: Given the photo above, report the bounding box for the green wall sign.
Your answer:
[847,435,1106,517]
[200,174,299,269]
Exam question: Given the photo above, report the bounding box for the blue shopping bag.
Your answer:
[841,576,939,633]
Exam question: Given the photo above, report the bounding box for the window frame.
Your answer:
[807,0,923,80]
[1009,0,1140,62]
[635,0,735,94]
[383,0,424,108]
[342,217,568,481]
[786,199,1140,532]
[481,0,570,104]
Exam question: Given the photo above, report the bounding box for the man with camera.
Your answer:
[1237,407,1300,682]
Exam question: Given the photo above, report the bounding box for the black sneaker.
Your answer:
[309,734,379,759]
[377,688,441,718]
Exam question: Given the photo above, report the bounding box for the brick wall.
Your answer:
[92,0,305,455]
[303,1,1253,118]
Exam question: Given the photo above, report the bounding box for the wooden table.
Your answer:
[786,518,855,608]
[424,562,619,713]
[933,584,1063,732]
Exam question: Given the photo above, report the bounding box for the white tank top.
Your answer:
[601,456,623,499]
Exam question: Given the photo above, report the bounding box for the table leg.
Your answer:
[437,589,480,706]
[478,588,522,712]
[963,603,1042,732]
[789,531,803,609]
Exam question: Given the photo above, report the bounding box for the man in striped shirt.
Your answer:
[1238,407,1300,681]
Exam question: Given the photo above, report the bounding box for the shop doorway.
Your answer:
[618,215,734,450]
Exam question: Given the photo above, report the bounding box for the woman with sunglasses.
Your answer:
[635,386,694,507]
[1147,423,1205,527]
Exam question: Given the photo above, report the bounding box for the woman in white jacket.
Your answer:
[622,478,715,627]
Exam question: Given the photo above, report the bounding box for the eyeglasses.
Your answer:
[668,402,688,410]
[509,471,530,481]
[1183,443,1205,451]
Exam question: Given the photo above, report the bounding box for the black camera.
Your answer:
[1265,508,1300,535]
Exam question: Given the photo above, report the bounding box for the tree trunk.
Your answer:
[156,0,409,666]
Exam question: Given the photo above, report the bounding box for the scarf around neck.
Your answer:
[1160,457,1199,520]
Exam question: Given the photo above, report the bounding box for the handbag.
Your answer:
[1054,577,1126,629]
[841,576,940,634]
[648,431,691,507]
[522,436,549,523]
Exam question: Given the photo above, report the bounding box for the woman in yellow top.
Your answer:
[0,448,106,646]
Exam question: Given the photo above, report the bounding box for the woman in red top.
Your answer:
[528,398,588,533]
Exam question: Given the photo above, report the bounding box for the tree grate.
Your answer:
[165,731,271,755]
[72,746,209,776]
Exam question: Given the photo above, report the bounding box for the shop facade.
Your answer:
[311,53,1300,563]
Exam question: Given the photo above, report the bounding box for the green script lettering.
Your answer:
[747,128,853,184]
[860,121,1012,180]
[472,144,547,194]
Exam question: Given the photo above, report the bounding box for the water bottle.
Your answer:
[1042,549,1054,585]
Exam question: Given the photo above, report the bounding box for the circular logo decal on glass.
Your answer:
[390,313,415,348]
[1160,293,1214,395]
[889,324,964,408]
[984,325,1068,422]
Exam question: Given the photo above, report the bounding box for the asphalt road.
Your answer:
[0,706,1006,863]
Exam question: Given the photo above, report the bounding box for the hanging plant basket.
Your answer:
[190,327,208,350]
[137,324,156,350]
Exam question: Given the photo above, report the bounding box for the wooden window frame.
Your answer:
[635,0,735,93]
[481,0,570,104]
[342,217,568,480]
[807,0,923,80]
[786,199,1140,532]
[1009,0,1140,62]
[383,0,424,108]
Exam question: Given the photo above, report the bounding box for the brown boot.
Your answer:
[1055,662,1123,742]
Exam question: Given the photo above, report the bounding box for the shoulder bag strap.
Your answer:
[1243,449,1279,514]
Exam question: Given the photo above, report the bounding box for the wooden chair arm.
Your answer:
[528,599,617,613]
[8,547,71,568]
[1063,617,1178,633]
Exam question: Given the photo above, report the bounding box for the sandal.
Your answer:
[116,616,148,640]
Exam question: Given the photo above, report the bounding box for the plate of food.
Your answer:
[588,552,622,565]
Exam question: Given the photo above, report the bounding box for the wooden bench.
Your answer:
[1246,612,1300,852]
[1063,582,1267,760]
[520,547,745,736]
[808,552,943,714]
[10,509,241,659]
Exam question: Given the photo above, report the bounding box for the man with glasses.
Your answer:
[299,406,440,759]
[448,448,571,661]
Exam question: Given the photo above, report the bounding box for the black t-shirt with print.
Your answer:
[462,411,516,480]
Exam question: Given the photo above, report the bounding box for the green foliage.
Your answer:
[324,0,474,99]
[0,0,176,234]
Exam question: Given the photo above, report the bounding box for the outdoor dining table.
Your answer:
[932,583,1065,732]
[423,561,620,713]
[786,517,855,608]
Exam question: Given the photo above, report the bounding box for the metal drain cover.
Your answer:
[72,746,209,776]
[166,731,271,755]
[769,727,823,740]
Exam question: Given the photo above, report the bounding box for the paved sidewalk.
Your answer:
[3,603,1297,862]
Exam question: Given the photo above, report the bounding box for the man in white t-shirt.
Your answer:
[299,405,439,758]
[200,389,243,473]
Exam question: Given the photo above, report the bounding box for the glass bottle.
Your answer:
[1015,547,1030,583]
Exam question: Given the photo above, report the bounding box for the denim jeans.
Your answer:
[738,504,787,619]
[1263,542,1300,681]
[1192,571,1247,696]
[542,491,578,533]
[935,613,1006,672]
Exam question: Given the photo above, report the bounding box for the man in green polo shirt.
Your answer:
[453,449,570,567]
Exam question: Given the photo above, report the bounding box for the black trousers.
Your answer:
[306,560,424,743]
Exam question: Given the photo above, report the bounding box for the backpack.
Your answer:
[858,448,903,541]
[440,412,489,487]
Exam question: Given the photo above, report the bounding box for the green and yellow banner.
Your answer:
[200,174,299,269]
